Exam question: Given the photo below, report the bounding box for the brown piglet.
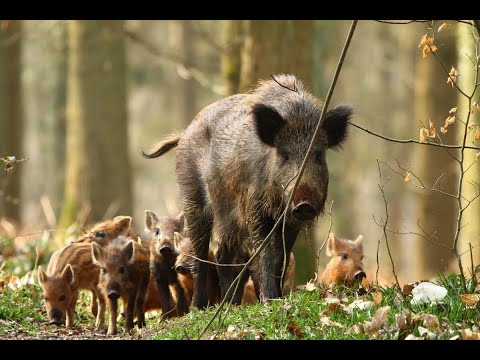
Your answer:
[38,243,105,328]
[320,233,366,286]
[145,210,189,320]
[91,236,150,335]
[74,216,134,247]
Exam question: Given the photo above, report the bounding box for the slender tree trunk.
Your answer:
[239,20,314,92]
[0,20,23,223]
[413,26,457,276]
[222,20,244,95]
[59,20,132,230]
[456,21,480,266]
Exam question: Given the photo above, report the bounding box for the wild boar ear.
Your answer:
[354,234,364,252]
[37,266,48,285]
[91,243,104,265]
[62,264,75,286]
[321,105,352,149]
[145,210,159,232]
[115,216,132,235]
[173,232,183,249]
[176,211,185,231]
[326,233,337,257]
[252,103,285,146]
[124,240,135,263]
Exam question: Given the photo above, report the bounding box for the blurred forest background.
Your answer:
[0,20,478,286]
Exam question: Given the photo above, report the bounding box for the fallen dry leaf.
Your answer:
[364,305,390,334]
[227,325,235,333]
[395,312,409,332]
[459,328,480,340]
[372,291,383,305]
[438,23,449,32]
[404,172,412,183]
[319,315,344,328]
[287,321,303,338]
[402,282,418,296]
[418,326,437,340]
[361,277,370,289]
[344,299,375,314]
[459,294,480,306]
[405,333,424,340]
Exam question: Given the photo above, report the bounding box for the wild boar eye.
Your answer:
[44,296,49,302]
[279,150,289,162]
[59,295,66,302]
[315,150,324,163]
[340,253,348,261]
[96,231,106,238]
[154,228,160,237]
[101,267,107,275]
[119,267,125,274]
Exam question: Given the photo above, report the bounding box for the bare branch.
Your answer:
[351,122,480,151]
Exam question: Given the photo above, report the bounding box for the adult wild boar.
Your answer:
[143,74,352,308]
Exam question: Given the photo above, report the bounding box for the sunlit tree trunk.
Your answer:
[59,20,132,231]
[0,20,23,223]
[222,20,244,95]
[456,21,480,267]
[413,25,457,277]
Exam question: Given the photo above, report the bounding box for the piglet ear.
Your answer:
[252,103,285,146]
[354,234,364,253]
[321,105,352,149]
[115,216,132,235]
[325,233,337,257]
[91,242,105,265]
[37,266,48,286]
[145,210,159,232]
[124,240,135,264]
[62,264,75,286]
[173,232,183,249]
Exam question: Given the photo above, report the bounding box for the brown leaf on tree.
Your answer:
[476,152,480,161]
[429,120,436,138]
[445,116,456,125]
[440,127,447,134]
[287,321,303,338]
[472,101,479,113]
[475,126,480,142]
[404,173,412,183]
[418,34,428,48]
[4,162,13,171]
[437,23,449,32]
[447,66,459,87]
[419,128,429,143]
[449,107,458,114]
[459,294,480,306]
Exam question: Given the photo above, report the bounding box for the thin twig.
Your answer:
[351,123,480,150]
[376,160,403,297]
[197,19,359,340]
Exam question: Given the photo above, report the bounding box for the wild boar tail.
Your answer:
[141,132,182,159]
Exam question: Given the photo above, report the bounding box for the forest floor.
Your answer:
[1,272,479,340]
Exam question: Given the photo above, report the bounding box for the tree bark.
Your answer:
[59,20,132,230]
[0,20,23,223]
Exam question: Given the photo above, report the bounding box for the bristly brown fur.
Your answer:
[142,132,182,159]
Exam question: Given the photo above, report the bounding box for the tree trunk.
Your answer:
[413,26,458,276]
[239,20,314,92]
[59,20,132,230]
[456,21,480,266]
[222,20,244,95]
[239,20,315,284]
[0,20,23,223]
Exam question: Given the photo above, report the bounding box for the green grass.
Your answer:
[1,274,479,339]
